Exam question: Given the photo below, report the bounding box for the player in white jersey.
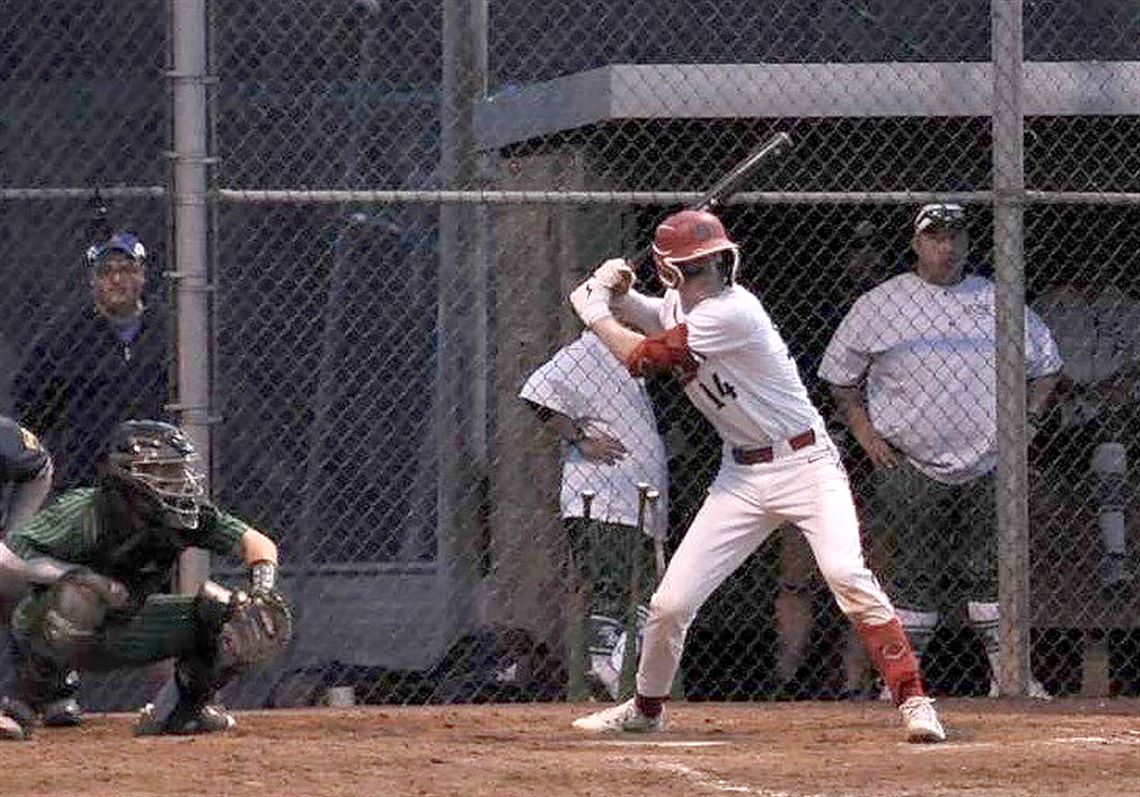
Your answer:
[519,330,669,698]
[567,209,945,743]
[1035,282,1138,588]
[819,203,1062,698]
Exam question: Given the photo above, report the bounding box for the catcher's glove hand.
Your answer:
[218,588,294,670]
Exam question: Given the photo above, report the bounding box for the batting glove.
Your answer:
[592,258,636,294]
[569,278,613,326]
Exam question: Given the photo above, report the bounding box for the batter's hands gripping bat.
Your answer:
[626,131,794,271]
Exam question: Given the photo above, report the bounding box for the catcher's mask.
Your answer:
[99,420,205,530]
[651,209,739,289]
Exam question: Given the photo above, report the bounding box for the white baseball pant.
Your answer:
[636,439,897,698]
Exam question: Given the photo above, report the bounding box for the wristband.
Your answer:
[250,561,277,592]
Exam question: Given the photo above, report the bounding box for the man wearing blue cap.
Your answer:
[13,231,171,491]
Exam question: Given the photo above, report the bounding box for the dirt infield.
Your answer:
[3,699,1138,797]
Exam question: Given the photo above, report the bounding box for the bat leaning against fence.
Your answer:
[566,489,598,701]
[617,482,653,700]
[645,487,664,587]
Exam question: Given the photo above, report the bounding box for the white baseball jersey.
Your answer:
[519,331,668,537]
[657,285,825,450]
[818,272,1063,484]
[1035,284,1140,428]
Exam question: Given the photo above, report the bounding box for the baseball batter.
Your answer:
[567,209,945,742]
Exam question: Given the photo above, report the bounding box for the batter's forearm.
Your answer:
[590,317,646,366]
[543,411,583,445]
[612,290,665,336]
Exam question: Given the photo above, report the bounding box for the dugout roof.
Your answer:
[474,61,1140,150]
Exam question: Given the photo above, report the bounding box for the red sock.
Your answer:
[856,618,925,705]
[635,694,665,718]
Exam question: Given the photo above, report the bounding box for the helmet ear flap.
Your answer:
[719,248,740,285]
[654,254,683,289]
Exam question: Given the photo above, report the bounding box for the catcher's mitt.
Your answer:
[217,588,294,670]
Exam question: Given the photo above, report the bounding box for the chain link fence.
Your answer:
[2,0,1138,711]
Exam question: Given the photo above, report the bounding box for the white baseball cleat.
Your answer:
[572,698,664,733]
[899,696,946,743]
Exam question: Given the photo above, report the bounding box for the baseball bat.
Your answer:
[646,488,664,586]
[619,482,652,699]
[627,131,794,269]
[637,485,684,700]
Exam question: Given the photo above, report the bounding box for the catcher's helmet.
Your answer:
[85,232,147,271]
[99,420,205,530]
[651,209,739,288]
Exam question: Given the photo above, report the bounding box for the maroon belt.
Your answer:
[732,429,817,465]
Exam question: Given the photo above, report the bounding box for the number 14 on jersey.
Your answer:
[699,373,737,409]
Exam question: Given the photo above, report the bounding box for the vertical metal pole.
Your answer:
[470,0,489,482]
[992,0,1029,696]
[171,0,211,593]
[438,0,488,635]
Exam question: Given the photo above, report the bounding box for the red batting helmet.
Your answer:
[651,209,739,288]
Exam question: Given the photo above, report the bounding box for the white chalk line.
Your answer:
[623,732,1140,796]
[902,731,1140,752]
[652,761,866,797]
[587,740,731,748]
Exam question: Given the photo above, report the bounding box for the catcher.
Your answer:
[0,419,292,740]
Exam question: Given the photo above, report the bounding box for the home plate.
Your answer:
[584,740,730,748]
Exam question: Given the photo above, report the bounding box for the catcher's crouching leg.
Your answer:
[135,581,293,736]
[10,568,123,730]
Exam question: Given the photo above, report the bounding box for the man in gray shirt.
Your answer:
[819,204,1063,698]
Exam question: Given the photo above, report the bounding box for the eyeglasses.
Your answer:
[95,258,143,277]
[914,204,966,233]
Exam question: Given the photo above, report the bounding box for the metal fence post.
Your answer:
[438,0,489,636]
[992,0,1030,697]
[170,0,212,593]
